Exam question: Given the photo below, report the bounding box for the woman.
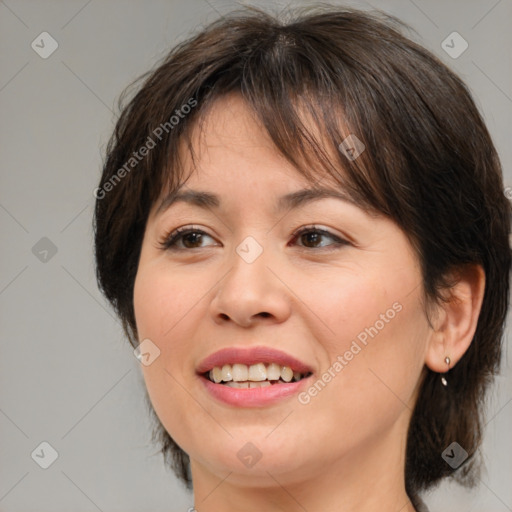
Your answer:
[93,6,511,511]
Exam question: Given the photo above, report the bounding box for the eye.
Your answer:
[158,226,217,250]
[290,226,348,250]
[158,225,349,252]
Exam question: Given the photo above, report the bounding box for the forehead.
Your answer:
[183,91,351,173]
[186,93,292,167]
[162,93,349,192]
[146,96,294,195]
[150,92,379,221]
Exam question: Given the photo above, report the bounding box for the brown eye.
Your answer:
[159,228,216,250]
[299,231,324,248]
[180,232,205,248]
[292,227,347,250]
[159,225,348,252]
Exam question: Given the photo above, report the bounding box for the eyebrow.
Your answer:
[155,187,358,216]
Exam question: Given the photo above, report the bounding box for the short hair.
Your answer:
[93,4,511,501]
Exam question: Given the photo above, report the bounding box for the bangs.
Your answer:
[158,36,404,221]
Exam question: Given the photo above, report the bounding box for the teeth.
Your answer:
[225,381,249,389]
[207,363,307,384]
[248,363,267,381]
[221,364,233,382]
[232,363,248,381]
[211,367,222,383]
[266,363,281,380]
[280,366,293,382]
[249,381,271,388]
[224,381,272,389]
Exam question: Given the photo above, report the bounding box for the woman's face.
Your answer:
[133,94,433,487]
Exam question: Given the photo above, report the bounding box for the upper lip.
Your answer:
[196,346,314,375]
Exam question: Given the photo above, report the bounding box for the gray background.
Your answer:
[0,0,511,511]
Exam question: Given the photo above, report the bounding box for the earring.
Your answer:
[441,356,450,386]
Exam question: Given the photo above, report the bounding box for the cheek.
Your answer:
[302,263,428,428]
[133,266,202,449]
[133,263,200,342]
[305,265,407,353]
[133,266,187,380]
[313,291,428,433]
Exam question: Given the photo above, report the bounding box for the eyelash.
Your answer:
[158,225,349,252]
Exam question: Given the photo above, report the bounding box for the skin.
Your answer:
[133,93,485,512]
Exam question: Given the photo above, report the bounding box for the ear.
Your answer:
[425,264,486,372]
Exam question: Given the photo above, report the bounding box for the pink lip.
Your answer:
[196,346,314,374]
[199,375,312,407]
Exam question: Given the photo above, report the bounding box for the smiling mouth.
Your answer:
[203,362,312,388]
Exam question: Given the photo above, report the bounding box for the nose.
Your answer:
[208,241,292,328]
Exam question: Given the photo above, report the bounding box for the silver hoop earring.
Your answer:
[441,356,451,386]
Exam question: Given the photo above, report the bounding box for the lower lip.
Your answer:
[199,375,311,407]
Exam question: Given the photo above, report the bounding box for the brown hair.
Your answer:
[93,4,511,501]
